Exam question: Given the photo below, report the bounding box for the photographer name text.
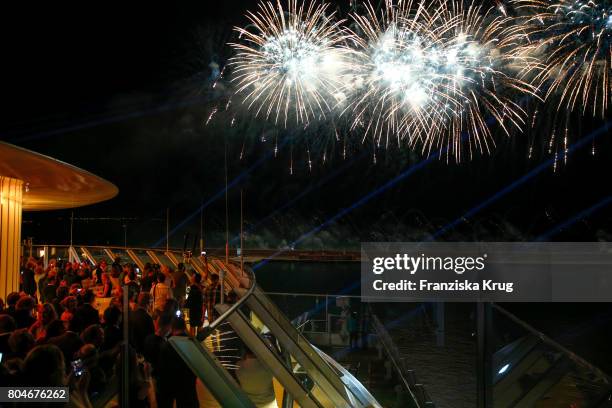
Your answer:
[372,279,514,293]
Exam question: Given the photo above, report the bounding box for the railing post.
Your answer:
[326,295,331,346]
[121,286,129,408]
[43,245,48,268]
[435,302,445,347]
[477,302,493,408]
[220,268,225,305]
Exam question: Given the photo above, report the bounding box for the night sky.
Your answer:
[3,0,612,377]
[2,0,611,249]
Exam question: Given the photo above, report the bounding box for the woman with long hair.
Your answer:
[97,273,113,298]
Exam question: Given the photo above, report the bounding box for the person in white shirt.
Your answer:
[150,273,173,318]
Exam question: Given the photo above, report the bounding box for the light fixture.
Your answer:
[498,363,510,375]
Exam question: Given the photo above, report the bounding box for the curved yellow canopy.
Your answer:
[0,141,118,211]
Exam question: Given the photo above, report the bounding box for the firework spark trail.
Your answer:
[227,0,612,162]
[229,0,353,126]
[342,0,458,151]
[252,145,446,271]
[429,1,540,160]
[341,0,539,161]
[227,0,539,162]
[229,149,367,245]
[513,0,612,117]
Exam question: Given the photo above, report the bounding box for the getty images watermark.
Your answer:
[371,252,514,293]
[361,243,612,302]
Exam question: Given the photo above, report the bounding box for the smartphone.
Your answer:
[0,352,3,363]
[71,359,85,377]
[176,310,182,317]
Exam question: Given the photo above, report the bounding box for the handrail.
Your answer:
[28,243,223,255]
[492,303,612,384]
[36,244,385,406]
[204,262,256,333]
[265,291,363,298]
[32,244,170,253]
[34,243,257,337]
[27,244,361,261]
[370,312,423,408]
[296,319,311,333]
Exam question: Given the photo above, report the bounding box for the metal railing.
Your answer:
[206,264,256,332]
[371,312,434,408]
[25,243,361,262]
[492,303,612,385]
[264,291,366,347]
[29,244,256,337]
[26,244,382,407]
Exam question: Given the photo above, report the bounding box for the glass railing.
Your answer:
[219,302,329,407]
[266,292,369,348]
[245,288,373,407]
[488,304,612,407]
[248,290,440,407]
[28,245,612,407]
[210,278,384,407]
[19,244,382,408]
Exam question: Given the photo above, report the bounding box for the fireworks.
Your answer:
[229,0,352,125]
[343,0,453,151]
[226,0,607,163]
[429,1,539,159]
[343,0,537,160]
[513,0,612,117]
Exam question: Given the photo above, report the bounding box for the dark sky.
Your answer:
[2,1,611,249]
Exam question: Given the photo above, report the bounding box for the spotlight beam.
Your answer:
[7,94,212,144]
[151,138,289,248]
[252,148,446,271]
[535,195,612,241]
[425,121,612,241]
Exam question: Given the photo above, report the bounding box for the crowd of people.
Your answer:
[0,255,278,408]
